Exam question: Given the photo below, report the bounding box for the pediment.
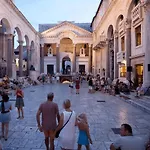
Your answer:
[41,21,92,38]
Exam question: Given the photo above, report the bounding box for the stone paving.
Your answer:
[1,83,150,150]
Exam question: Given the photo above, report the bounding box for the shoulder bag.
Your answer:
[55,111,73,138]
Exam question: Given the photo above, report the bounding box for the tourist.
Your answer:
[56,75,60,83]
[77,113,92,150]
[69,80,74,93]
[15,86,24,119]
[36,93,60,150]
[0,94,12,141]
[53,99,77,150]
[88,77,93,93]
[75,78,80,94]
[136,83,144,97]
[110,124,146,150]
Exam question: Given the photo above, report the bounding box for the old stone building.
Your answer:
[92,0,150,87]
[0,0,150,87]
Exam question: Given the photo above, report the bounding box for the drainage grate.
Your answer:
[97,100,106,102]
[112,128,120,134]
[30,90,35,92]
[9,99,16,101]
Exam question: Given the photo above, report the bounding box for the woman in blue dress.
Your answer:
[0,94,12,141]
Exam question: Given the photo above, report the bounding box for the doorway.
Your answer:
[135,64,143,86]
[79,65,85,75]
[62,57,71,75]
[47,65,54,75]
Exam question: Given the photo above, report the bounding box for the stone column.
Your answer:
[7,34,13,77]
[92,49,97,75]
[40,44,44,73]
[27,46,30,75]
[88,44,92,73]
[18,40,24,77]
[105,39,110,78]
[125,20,131,80]
[114,31,119,79]
[72,44,76,73]
[56,43,60,73]
[143,3,150,87]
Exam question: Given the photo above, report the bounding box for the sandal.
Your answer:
[17,116,20,119]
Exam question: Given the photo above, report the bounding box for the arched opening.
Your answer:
[14,27,23,77]
[62,56,71,75]
[107,25,114,80]
[60,38,73,53]
[0,18,11,77]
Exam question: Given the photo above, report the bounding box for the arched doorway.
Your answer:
[62,56,71,75]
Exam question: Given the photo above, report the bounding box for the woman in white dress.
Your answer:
[54,99,77,150]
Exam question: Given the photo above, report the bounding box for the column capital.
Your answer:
[125,19,131,29]
[7,34,13,40]
[88,43,92,48]
[114,30,118,38]
[18,40,24,45]
[41,43,44,48]
[73,43,76,48]
[56,43,60,47]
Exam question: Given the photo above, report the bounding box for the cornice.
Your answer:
[94,0,118,33]
[41,21,92,35]
[5,0,37,34]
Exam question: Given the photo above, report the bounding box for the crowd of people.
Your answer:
[36,92,150,150]
[0,73,149,150]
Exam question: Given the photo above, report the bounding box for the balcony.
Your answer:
[93,35,106,49]
[117,51,126,63]
[131,4,142,26]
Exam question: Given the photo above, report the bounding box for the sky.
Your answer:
[15,0,100,31]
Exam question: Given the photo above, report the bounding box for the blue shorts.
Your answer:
[78,130,89,146]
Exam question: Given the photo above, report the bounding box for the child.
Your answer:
[77,113,92,150]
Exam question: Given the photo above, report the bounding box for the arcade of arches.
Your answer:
[1,0,150,87]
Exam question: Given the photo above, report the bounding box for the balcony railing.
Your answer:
[117,51,126,63]
[93,35,106,49]
[131,4,142,24]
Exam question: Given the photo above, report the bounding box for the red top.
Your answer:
[16,89,23,98]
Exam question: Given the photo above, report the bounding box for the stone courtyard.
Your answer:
[1,83,150,150]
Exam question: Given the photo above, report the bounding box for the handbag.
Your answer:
[55,111,73,138]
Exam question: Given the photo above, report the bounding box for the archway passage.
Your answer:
[62,56,71,75]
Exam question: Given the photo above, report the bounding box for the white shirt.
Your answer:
[113,136,146,150]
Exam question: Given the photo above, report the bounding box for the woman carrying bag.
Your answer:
[53,99,77,150]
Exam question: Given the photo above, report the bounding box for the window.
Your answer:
[121,36,125,51]
[135,25,141,46]
[120,65,126,77]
